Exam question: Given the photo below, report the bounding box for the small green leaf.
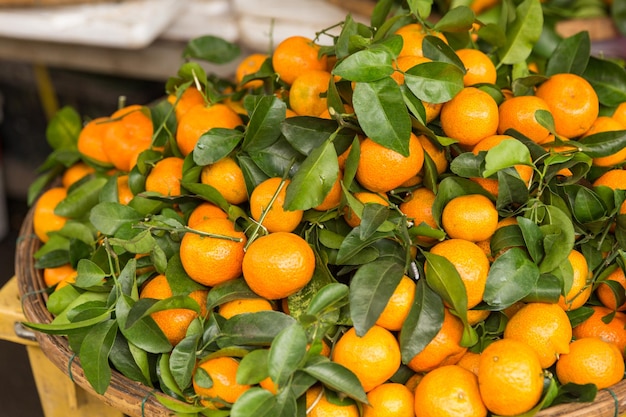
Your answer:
[545,31,590,76]
[183,35,241,64]
[79,319,117,395]
[230,387,276,417]
[46,106,82,151]
[404,62,465,104]
[170,334,200,391]
[483,139,532,178]
[483,247,541,308]
[332,47,394,82]
[269,323,308,387]
[193,129,244,166]
[56,177,108,219]
[75,259,107,288]
[89,202,143,236]
[219,311,296,346]
[498,0,543,65]
[423,251,469,319]
[242,95,286,153]
[238,349,270,385]
[306,283,349,316]
[303,358,368,403]
[583,56,626,106]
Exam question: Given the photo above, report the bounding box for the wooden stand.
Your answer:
[0,276,123,417]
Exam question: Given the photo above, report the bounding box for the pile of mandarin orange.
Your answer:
[30,12,626,417]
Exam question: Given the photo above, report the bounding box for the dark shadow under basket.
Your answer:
[14,205,626,416]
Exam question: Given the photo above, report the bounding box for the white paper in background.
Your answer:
[0,0,187,49]
[233,0,368,51]
[161,0,239,43]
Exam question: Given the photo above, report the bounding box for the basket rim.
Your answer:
[14,204,626,417]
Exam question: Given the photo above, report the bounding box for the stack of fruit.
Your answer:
[21,0,626,416]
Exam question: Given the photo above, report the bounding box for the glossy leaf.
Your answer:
[89,202,143,236]
[79,319,118,395]
[353,78,412,156]
[483,139,532,178]
[484,247,541,308]
[115,294,172,354]
[498,0,543,65]
[268,323,308,386]
[306,283,349,316]
[404,62,465,104]
[242,95,286,152]
[193,128,244,166]
[545,31,590,76]
[583,56,626,106]
[423,251,468,316]
[206,278,259,310]
[349,257,405,336]
[170,334,200,391]
[579,130,626,158]
[237,349,270,385]
[399,279,445,363]
[302,358,368,403]
[537,205,575,274]
[230,388,276,417]
[183,35,241,64]
[46,106,81,151]
[56,177,108,219]
[332,47,394,82]
[219,311,296,346]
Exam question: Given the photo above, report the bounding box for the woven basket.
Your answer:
[15,206,183,417]
[0,0,123,7]
[14,205,626,416]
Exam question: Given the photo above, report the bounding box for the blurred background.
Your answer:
[0,0,623,415]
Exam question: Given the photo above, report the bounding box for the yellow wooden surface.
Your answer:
[0,276,123,417]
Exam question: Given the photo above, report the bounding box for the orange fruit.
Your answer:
[503,302,573,368]
[179,218,247,287]
[391,55,430,85]
[139,274,208,346]
[612,101,626,126]
[62,162,95,188]
[404,373,423,392]
[471,134,534,197]
[469,0,499,14]
[145,156,184,197]
[535,73,599,139]
[242,232,315,300]
[76,116,112,166]
[596,266,626,311]
[259,376,278,394]
[314,170,343,211]
[375,275,416,331]
[497,95,552,144]
[407,308,468,372]
[477,339,544,416]
[305,385,359,417]
[414,365,487,417]
[456,351,481,376]
[556,337,625,390]
[218,298,274,319]
[343,191,389,228]
[116,175,134,205]
[440,87,499,148]
[399,187,438,242]
[55,275,77,291]
[572,306,626,357]
[288,70,332,116]
[332,325,402,392]
[558,249,592,311]
[43,263,78,287]
[592,168,626,190]
[186,202,228,228]
[455,48,497,86]
[466,309,490,325]
[102,105,153,172]
[249,177,303,233]
[200,156,248,205]
[235,53,268,89]
[271,36,328,86]
[167,86,205,121]
[363,382,415,417]
[417,134,447,175]
[176,103,243,156]
[355,133,424,193]
[33,187,68,243]
[193,356,251,408]
[394,23,448,58]
[428,239,490,309]
[441,194,498,242]
[582,116,626,167]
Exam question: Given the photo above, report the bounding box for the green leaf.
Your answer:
[281,117,353,156]
[352,78,412,156]
[349,258,405,337]
[583,56,626,107]
[193,128,244,166]
[537,205,575,274]
[545,31,590,76]
[109,334,153,387]
[170,334,200,391]
[484,247,541,308]
[207,278,259,310]
[433,6,475,32]
[483,139,532,178]
[182,35,241,64]
[79,319,118,395]
[517,217,544,264]
[579,130,626,158]
[269,323,308,387]
[303,358,368,403]
[306,283,349,316]
[242,95,287,153]
[332,47,394,82]
[238,349,270,385]
[248,136,304,178]
[404,62,465,104]
[423,251,468,316]
[89,202,143,236]
[399,278,445,363]
[219,311,297,346]
[116,294,172,354]
[125,296,200,330]
[46,106,81,151]
[75,259,107,288]
[498,0,543,65]
[55,176,108,219]
[284,138,339,211]
[230,387,276,417]
[569,185,608,224]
